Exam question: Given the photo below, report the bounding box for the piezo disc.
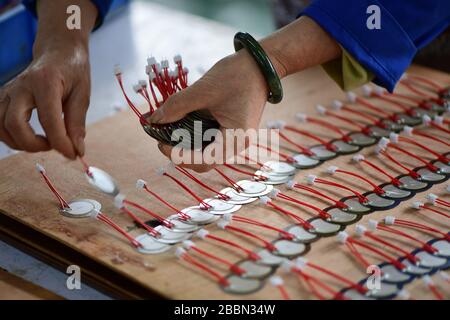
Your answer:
[379,183,414,200]
[432,160,450,175]
[220,187,257,205]
[283,224,318,243]
[362,192,398,211]
[236,260,275,279]
[411,107,437,119]
[235,180,273,197]
[86,167,120,197]
[165,215,199,233]
[380,119,404,132]
[60,199,97,218]
[399,258,431,276]
[203,198,241,215]
[307,218,344,236]
[397,174,431,192]
[430,239,450,257]
[323,207,361,225]
[181,206,219,225]
[153,225,192,244]
[395,113,422,126]
[135,234,171,254]
[360,281,400,300]
[291,154,321,169]
[347,132,377,147]
[414,167,446,183]
[262,161,296,176]
[330,139,361,155]
[221,275,263,295]
[254,170,291,185]
[341,196,372,214]
[367,125,390,138]
[272,239,310,258]
[413,250,447,269]
[309,144,338,161]
[379,263,414,285]
[254,249,285,266]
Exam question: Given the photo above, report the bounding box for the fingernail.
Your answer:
[76,136,85,156]
[149,110,163,124]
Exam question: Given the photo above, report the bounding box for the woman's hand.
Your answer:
[0,0,97,159]
[151,16,341,172]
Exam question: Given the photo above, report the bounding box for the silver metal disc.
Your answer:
[86,167,120,196]
[254,249,285,266]
[433,161,450,174]
[415,167,446,183]
[254,170,291,185]
[309,144,337,161]
[347,132,376,147]
[330,139,361,154]
[365,282,399,299]
[236,260,274,279]
[153,225,192,244]
[222,275,263,295]
[219,187,257,205]
[235,180,273,197]
[415,251,447,268]
[381,184,412,200]
[203,198,241,215]
[181,206,219,225]
[431,240,450,257]
[262,161,296,176]
[364,192,396,209]
[291,154,321,169]
[398,175,429,191]
[283,224,318,243]
[308,218,343,236]
[380,119,403,132]
[411,107,436,118]
[342,197,372,214]
[60,199,97,218]
[380,264,413,284]
[395,113,422,126]
[325,207,360,225]
[272,239,309,258]
[368,125,390,138]
[165,214,199,233]
[400,259,431,275]
[135,234,171,254]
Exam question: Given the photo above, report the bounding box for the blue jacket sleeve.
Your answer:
[22,0,113,30]
[300,0,450,91]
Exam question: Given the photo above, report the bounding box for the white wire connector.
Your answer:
[156,167,166,176]
[353,154,365,162]
[217,220,229,230]
[316,104,327,115]
[161,59,169,69]
[114,194,126,209]
[136,179,146,189]
[286,180,296,189]
[259,196,271,205]
[411,201,423,210]
[281,259,294,272]
[266,120,286,129]
[113,64,122,76]
[346,91,357,103]
[337,231,349,244]
[175,247,186,259]
[355,224,367,237]
[373,85,385,96]
[306,174,317,185]
[422,114,432,125]
[269,276,284,287]
[295,257,308,270]
[182,240,195,250]
[368,219,378,231]
[35,163,46,174]
[447,185,450,194]
[195,229,209,239]
[148,71,157,81]
[397,289,411,300]
[173,54,182,63]
[295,113,308,123]
[222,213,233,222]
[425,193,438,205]
[362,85,372,97]
[133,83,142,93]
[422,275,433,286]
[147,56,157,66]
[326,165,339,175]
[145,65,151,75]
[90,209,101,220]
[402,126,414,136]
[384,216,396,225]
[389,132,399,144]
[374,145,384,155]
[331,100,344,111]
[269,188,280,198]
[378,137,390,149]
[138,80,147,88]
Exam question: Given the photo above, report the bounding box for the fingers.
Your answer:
[34,81,76,159]
[4,90,50,152]
[0,92,19,149]
[63,87,89,156]
[149,83,205,124]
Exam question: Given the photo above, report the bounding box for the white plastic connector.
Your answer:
[374,145,383,155]
[337,231,349,244]
[269,276,284,287]
[147,57,157,66]
[281,259,294,272]
[138,80,147,88]
[295,113,308,123]
[266,120,286,129]
[175,247,186,259]
[384,216,395,225]
[306,174,316,185]
[397,289,411,300]
[331,100,343,110]
[182,240,195,250]
[173,54,182,63]
[183,67,189,74]
[259,196,271,205]
[389,132,399,144]
[145,65,151,75]
[195,229,209,239]
[286,180,296,189]
[222,213,233,222]
[148,71,156,81]
[295,257,308,270]
[378,137,390,149]
[373,86,385,96]
[155,63,162,73]
[35,163,46,174]
[422,114,432,125]
[355,224,367,237]
[422,275,433,286]
[316,104,327,115]
[114,194,126,209]
[132,83,142,93]
[362,85,372,97]
[447,185,450,194]
[368,219,378,231]
[326,165,339,175]
[402,126,414,136]
[136,179,146,189]
[433,115,443,125]
[411,201,423,209]
[353,154,365,162]
[90,209,101,220]
[161,59,169,69]
[269,188,280,198]
[156,167,166,176]
[217,220,229,230]
[113,64,122,75]
[426,193,438,205]
[346,91,357,103]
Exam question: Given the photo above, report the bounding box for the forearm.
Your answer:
[33,0,98,55]
[261,16,341,78]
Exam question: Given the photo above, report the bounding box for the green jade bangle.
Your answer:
[233,32,283,104]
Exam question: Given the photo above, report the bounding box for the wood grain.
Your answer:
[0,65,448,299]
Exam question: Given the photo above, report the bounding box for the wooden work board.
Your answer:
[0,65,449,299]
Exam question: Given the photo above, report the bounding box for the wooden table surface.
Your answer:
[0,65,448,299]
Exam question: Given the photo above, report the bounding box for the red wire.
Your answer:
[277,193,331,220]
[142,185,190,220]
[278,132,315,156]
[223,164,267,181]
[407,75,444,91]
[303,117,350,141]
[232,215,295,240]
[266,200,313,229]
[123,200,173,228]
[97,213,141,248]
[418,204,450,219]
[398,136,449,162]
[120,207,160,237]
[284,126,334,150]
[39,172,70,209]
[334,168,385,195]
[163,172,212,209]
[213,168,243,192]
[412,129,450,148]
[377,148,421,179]
[205,233,260,261]
[189,246,245,275]
[358,158,401,187]
[224,224,277,252]
[181,253,229,287]
[377,224,438,254]
[291,183,348,209]
[314,177,368,203]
